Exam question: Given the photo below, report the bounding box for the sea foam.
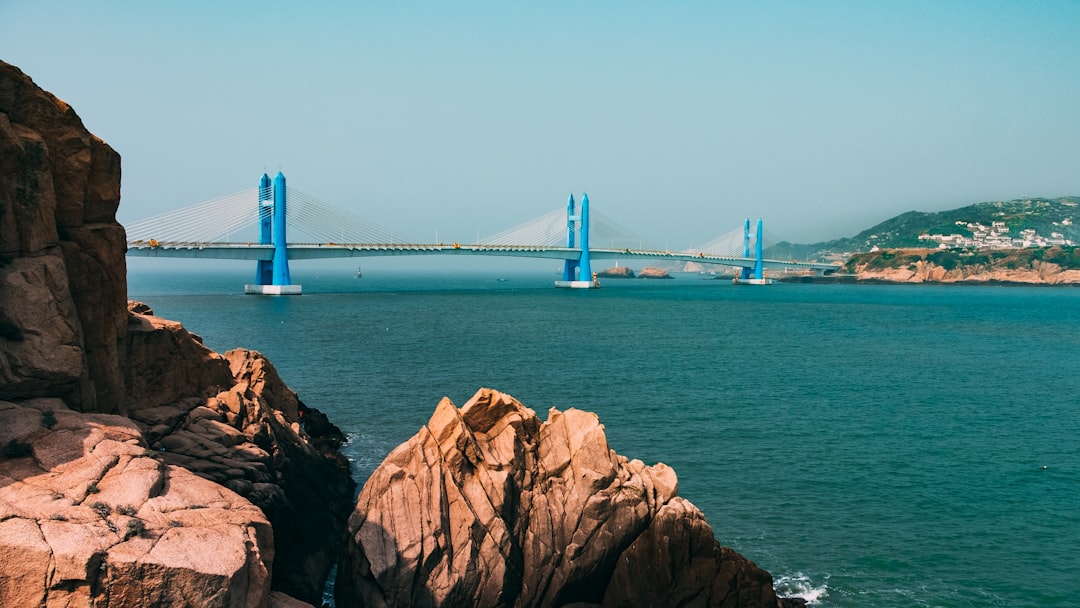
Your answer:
[775,573,828,605]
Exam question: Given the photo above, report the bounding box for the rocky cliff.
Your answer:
[843,248,1080,284]
[0,60,125,413]
[339,388,800,608]
[0,60,353,607]
[851,259,1080,284]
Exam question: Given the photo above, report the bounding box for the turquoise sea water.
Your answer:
[128,260,1080,608]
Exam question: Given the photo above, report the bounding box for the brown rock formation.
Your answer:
[856,259,1080,284]
[0,60,126,413]
[1,60,354,606]
[597,265,635,278]
[848,252,1080,284]
[638,266,674,279]
[123,315,355,604]
[339,388,794,608]
[0,398,274,607]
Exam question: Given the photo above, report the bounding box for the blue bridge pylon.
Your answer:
[246,172,300,295]
[557,193,598,288]
[736,218,768,284]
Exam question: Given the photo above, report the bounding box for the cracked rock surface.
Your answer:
[339,388,791,608]
[0,398,273,608]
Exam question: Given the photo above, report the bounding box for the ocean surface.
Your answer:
[128,259,1080,608]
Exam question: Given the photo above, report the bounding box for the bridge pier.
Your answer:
[555,193,598,288]
[245,171,302,295]
[734,218,772,285]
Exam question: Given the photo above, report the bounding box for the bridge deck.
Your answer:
[126,241,839,271]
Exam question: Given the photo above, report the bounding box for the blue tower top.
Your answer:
[271,172,291,285]
[258,173,273,246]
[579,193,592,280]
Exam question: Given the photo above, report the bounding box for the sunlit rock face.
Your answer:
[0,398,275,608]
[339,388,792,608]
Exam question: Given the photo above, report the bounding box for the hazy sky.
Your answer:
[3,1,1079,247]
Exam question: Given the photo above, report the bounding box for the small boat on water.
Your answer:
[356,266,362,278]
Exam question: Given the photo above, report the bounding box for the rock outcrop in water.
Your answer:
[638,266,673,279]
[339,388,798,608]
[597,266,636,278]
[0,59,354,607]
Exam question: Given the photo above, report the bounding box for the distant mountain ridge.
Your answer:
[767,196,1080,260]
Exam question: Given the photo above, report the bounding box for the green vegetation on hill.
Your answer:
[766,196,1080,259]
[843,246,1080,273]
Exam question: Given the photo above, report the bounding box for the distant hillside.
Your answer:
[766,196,1080,260]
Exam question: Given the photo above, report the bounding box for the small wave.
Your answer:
[775,573,828,605]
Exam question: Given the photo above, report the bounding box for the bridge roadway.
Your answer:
[126,241,840,273]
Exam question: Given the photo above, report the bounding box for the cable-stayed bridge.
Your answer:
[125,172,839,294]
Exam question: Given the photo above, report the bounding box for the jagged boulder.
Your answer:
[597,266,635,278]
[339,388,792,608]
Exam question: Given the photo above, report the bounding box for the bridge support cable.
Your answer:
[690,226,748,258]
[284,187,410,245]
[589,210,654,251]
[124,187,260,244]
[478,208,568,248]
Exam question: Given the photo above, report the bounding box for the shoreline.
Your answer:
[777,275,1080,287]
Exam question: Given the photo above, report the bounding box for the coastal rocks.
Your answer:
[124,309,234,412]
[0,59,127,413]
[597,266,636,278]
[2,60,355,606]
[0,399,274,608]
[596,266,674,279]
[339,388,792,608]
[124,307,355,605]
[638,266,673,279]
[852,259,1080,284]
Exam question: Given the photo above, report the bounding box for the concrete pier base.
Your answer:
[244,284,302,295]
[554,280,599,289]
